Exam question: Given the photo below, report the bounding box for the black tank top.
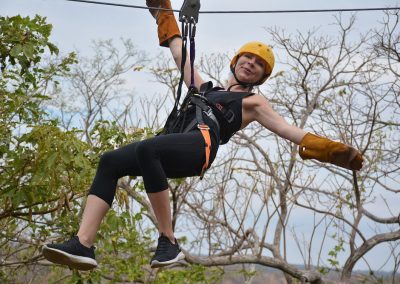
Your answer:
[205,89,254,145]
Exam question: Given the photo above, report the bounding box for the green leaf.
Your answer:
[9,44,23,57]
[47,42,59,55]
[46,152,58,168]
[22,44,35,59]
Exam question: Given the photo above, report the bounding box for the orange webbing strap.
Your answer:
[198,124,211,179]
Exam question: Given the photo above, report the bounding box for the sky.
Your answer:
[3,0,398,53]
[3,0,400,92]
[3,0,400,274]
[2,0,398,49]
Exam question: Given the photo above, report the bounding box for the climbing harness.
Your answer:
[160,0,213,178]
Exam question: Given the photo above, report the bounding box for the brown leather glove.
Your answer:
[299,133,364,170]
[146,0,181,47]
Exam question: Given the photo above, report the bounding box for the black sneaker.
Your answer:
[150,234,185,268]
[42,236,98,270]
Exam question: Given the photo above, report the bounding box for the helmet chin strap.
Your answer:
[229,64,266,91]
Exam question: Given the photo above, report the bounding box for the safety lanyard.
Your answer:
[189,22,196,89]
[178,0,200,99]
[167,1,200,132]
[162,0,200,135]
[170,18,195,129]
[179,1,211,178]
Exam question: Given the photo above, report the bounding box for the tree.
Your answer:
[48,39,148,138]
[0,14,89,280]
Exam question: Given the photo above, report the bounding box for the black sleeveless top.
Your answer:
[205,88,254,145]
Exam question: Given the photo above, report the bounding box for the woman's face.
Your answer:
[234,53,266,84]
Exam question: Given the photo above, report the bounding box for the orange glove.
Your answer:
[299,133,364,170]
[146,0,181,47]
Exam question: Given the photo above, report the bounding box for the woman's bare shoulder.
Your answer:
[243,93,269,108]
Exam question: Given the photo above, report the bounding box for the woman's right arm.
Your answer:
[147,0,204,89]
[168,36,204,90]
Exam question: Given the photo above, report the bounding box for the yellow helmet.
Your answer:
[230,41,275,84]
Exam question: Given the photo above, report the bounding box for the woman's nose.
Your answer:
[247,58,255,67]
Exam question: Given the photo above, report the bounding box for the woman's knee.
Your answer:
[98,151,119,174]
[135,140,157,161]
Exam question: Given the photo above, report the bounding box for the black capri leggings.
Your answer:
[88,130,218,206]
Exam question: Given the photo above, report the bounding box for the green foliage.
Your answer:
[89,120,155,155]
[327,236,345,270]
[0,15,76,129]
[0,14,90,282]
[0,15,58,73]
[2,125,92,207]
[99,211,150,281]
[238,267,257,278]
[66,210,152,283]
[318,266,329,275]
[0,14,84,231]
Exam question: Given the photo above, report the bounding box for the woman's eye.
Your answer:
[256,61,264,68]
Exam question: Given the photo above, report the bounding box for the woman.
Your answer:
[42,0,363,270]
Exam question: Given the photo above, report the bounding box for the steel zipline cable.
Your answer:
[65,0,400,14]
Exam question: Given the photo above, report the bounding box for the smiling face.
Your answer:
[234,53,266,84]
[229,42,275,88]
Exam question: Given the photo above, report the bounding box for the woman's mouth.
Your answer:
[241,67,253,75]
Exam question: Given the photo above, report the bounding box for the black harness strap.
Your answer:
[159,20,188,136]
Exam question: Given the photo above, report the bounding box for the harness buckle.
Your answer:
[197,124,210,131]
[192,93,208,102]
[204,107,213,117]
[225,110,235,123]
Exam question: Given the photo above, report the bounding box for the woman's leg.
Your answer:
[147,190,174,242]
[134,131,209,241]
[77,195,110,247]
[134,131,212,267]
[42,143,143,269]
[75,142,143,246]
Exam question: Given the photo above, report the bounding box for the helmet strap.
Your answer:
[230,64,254,91]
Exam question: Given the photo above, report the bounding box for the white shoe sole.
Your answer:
[150,251,185,268]
[42,245,98,271]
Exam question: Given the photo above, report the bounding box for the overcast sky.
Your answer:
[3,1,399,69]
[3,0,400,273]
[3,0,399,93]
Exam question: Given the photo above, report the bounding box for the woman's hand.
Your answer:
[299,133,364,171]
[146,0,181,47]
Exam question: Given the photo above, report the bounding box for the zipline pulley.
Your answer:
[179,0,200,24]
[176,0,200,93]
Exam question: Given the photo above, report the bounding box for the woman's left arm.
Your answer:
[246,94,307,144]
[246,95,364,170]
